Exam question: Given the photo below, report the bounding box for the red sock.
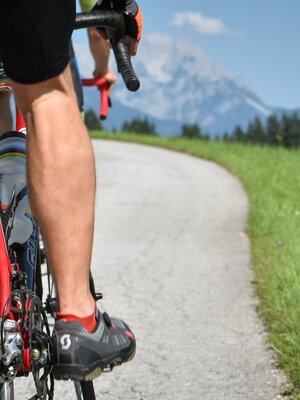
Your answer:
[57,308,97,333]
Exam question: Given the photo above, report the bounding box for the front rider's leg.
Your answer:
[0,0,136,381]
[12,65,96,318]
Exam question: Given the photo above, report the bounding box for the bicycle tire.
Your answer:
[80,381,96,400]
[74,381,82,400]
[42,254,99,400]
[73,381,96,400]
[0,382,14,400]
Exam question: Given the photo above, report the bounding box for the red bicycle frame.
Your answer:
[0,81,25,132]
[15,107,25,132]
[82,77,111,120]
[0,81,32,373]
[0,81,25,311]
[0,223,13,316]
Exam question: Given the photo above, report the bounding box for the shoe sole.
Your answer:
[53,347,136,381]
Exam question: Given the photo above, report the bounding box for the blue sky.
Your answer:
[74,0,300,109]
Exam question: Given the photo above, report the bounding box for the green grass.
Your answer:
[91,131,300,395]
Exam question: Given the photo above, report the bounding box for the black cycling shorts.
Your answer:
[0,0,76,84]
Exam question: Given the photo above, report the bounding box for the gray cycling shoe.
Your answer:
[52,309,136,381]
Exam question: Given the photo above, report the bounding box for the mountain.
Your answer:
[76,34,289,137]
[83,87,181,136]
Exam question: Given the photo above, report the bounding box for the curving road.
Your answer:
[16,140,286,399]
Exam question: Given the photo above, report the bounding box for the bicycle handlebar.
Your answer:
[82,77,111,120]
[75,11,140,92]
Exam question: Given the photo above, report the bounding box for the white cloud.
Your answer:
[171,12,231,35]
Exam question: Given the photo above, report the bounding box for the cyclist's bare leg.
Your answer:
[12,65,95,318]
[0,92,13,134]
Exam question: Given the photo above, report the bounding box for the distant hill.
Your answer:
[274,108,300,120]
[76,34,297,137]
[83,88,181,136]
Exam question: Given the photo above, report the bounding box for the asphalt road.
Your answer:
[16,140,286,399]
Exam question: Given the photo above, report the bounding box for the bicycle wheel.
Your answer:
[74,381,96,400]
[43,267,100,317]
[40,243,100,400]
[0,382,14,399]
[28,296,54,400]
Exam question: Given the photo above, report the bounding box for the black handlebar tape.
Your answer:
[108,31,140,92]
[75,11,126,36]
[74,11,140,92]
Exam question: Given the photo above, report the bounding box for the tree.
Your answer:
[84,109,102,131]
[281,113,300,148]
[181,123,203,139]
[232,125,245,142]
[122,117,157,135]
[266,115,281,145]
[247,117,265,144]
[223,132,230,142]
[225,112,300,148]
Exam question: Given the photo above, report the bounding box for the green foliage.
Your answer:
[225,113,300,149]
[266,115,281,145]
[223,132,230,142]
[247,117,265,143]
[180,123,208,140]
[84,109,102,131]
[232,125,245,142]
[281,113,300,148]
[122,117,157,135]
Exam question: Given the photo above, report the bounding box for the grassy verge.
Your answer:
[91,131,300,396]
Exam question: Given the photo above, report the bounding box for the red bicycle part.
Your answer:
[22,335,32,373]
[16,105,26,132]
[0,79,26,132]
[0,224,12,316]
[0,82,12,93]
[82,77,111,120]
